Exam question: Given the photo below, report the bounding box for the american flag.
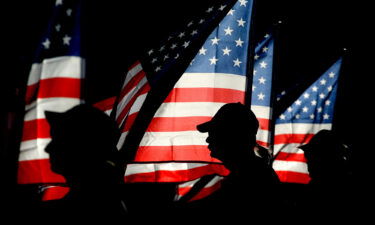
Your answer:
[272,58,342,183]
[175,32,274,202]
[18,0,84,184]
[251,33,274,148]
[113,0,254,184]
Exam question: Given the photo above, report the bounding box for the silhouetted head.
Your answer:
[45,104,121,182]
[197,103,259,168]
[300,129,351,182]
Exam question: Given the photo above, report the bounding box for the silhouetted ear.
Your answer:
[45,110,64,128]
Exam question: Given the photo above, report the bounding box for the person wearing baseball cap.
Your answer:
[41,104,127,223]
[177,103,281,222]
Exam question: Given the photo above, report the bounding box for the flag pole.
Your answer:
[244,0,258,107]
[269,20,283,156]
[331,47,348,135]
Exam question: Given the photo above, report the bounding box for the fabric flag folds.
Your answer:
[272,58,342,184]
[18,0,84,184]
[113,0,254,184]
[93,96,116,116]
[175,32,274,201]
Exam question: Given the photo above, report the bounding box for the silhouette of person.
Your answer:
[174,103,280,222]
[41,104,127,223]
[298,129,354,221]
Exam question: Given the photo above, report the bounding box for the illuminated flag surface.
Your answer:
[272,58,342,183]
[18,0,84,184]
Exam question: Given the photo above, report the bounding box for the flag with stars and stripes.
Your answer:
[174,32,274,202]
[272,58,342,184]
[113,0,254,184]
[18,0,84,184]
[251,33,274,148]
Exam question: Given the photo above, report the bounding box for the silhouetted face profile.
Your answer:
[45,104,121,182]
[197,103,259,169]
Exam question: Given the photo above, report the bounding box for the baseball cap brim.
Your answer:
[196,121,213,132]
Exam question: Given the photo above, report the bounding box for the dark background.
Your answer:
[1,0,372,217]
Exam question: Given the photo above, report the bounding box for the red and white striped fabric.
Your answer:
[123,72,246,182]
[115,61,150,150]
[175,175,225,202]
[93,96,116,116]
[18,56,84,184]
[272,58,342,183]
[115,0,254,184]
[272,124,331,183]
[17,0,84,185]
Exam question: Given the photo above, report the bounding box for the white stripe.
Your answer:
[251,105,271,120]
[139,131,208,147]
[40,56,84,80]
[122,62,143,89]
[118,92,148,128]
[19,138,51,160]
[176,73,246,91]
[116,76,148,118]
[117,92,148,131]
[256,129,270,144]
[274,123,332,135]
[24,98,82,121]
[154,102,226,118]
[27,63,42,86]
[125,162,210,176]
[128,93,148,115]
[117,132,128,149]
[272,160,308,174]
[273,143,302,156]
[116,90,147,146]
[205,175,224,187]
[178,177,200,188]
[103,109,112,116]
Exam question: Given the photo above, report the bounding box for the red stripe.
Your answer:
[275,152,307,162]
[134,145,221,162]
[258,118,270,131]
[122,112,138,132]
[129,60,141,71]
[256,140,269,148]
[125,164,229,183]
[146,116,212,132]
[25,82,39,104]
[164,88,245,103]
[118,70,146,102]
[177,186,191,197]
[93,96,116,112]
[22,118,51,141]
[37,78,81,99]
[275,170,311,184]
[17,159,66,184]
[116,83,150,125]
[274,133,314,145]
[41,186,70,201]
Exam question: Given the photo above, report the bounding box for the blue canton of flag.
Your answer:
[35,0,82,62]
[185,0,252,76]
[277,59,341,124]
[272,58,343,184]
[251,33,274,147]
[251,33,274,106]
